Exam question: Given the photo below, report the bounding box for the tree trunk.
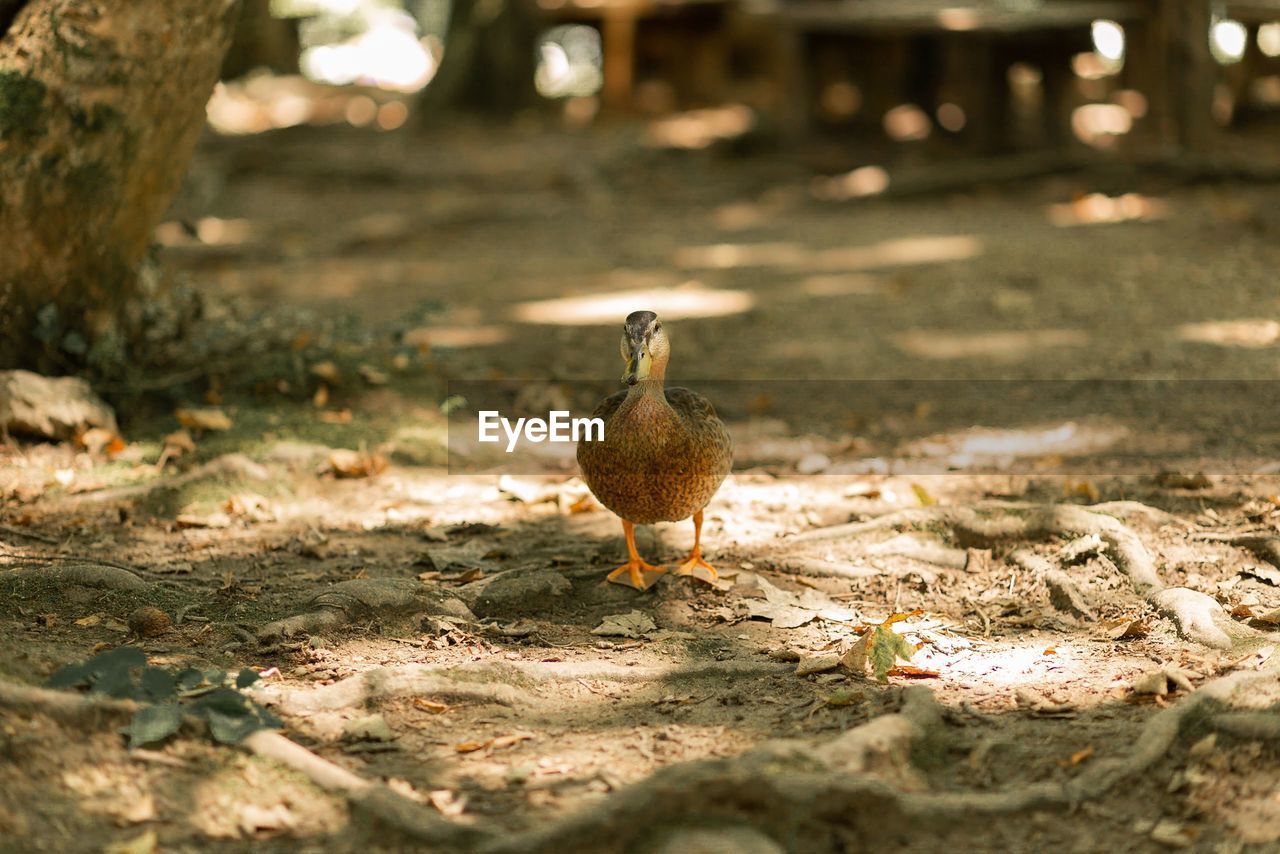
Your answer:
[0,1,240,372]
[417,0,542,119]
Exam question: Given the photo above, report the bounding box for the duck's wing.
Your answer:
[590,388,628,421]
[664,386,721,424]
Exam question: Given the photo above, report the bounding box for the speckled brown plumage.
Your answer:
[577,384,732,525]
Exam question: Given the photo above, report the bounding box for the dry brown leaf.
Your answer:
[1065,746,1094,766]
[884,665,940,679]
[841,631,871,674]
[319,408,354,424]
[1110,619,1149,640]
[454,741,489,753]
[310,361,341,384]
[428,789,466,817]
[413,698,452,714]
[489,732,535,751]
[175,407,232,432]
[328,448,387,479]
[910,483,936,506]
[74,614,102,627]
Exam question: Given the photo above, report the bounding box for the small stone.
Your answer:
[768,648,801,662]
[796,453,831,475]
[343,714,396,742]
[1150,819,1193,848]
[127,607,172,638]
[0,370,117,441]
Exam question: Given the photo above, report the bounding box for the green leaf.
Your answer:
[868,625,915,684]
[235,668,260,689]
[175,668,204,691]
[89,646,148,699]
[125,704,183,748]
[140,667,177,703]
[46,661,92,690]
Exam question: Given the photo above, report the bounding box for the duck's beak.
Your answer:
[622,342,650,386]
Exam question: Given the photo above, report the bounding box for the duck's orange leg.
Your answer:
[674,510,718,584]
[606,519,666,590]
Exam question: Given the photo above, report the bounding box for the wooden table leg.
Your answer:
[602,9,638,111]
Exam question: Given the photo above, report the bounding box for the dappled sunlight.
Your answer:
[644,105,756,150]
[155,217,255,247]
[511,285,755,325]
[893,329,1089,360]
[206,75,411,135]
[1177,319,1280,349]
[403,325,512,350]
[897,421,1128,470]
[1046,193,1168,227]
[676,235,983,272]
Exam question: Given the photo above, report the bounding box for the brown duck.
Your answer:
[577,310,732,589]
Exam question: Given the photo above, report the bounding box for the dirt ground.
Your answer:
[3,118,1280,853]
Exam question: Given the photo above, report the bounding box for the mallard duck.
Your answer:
[577,310,732,589]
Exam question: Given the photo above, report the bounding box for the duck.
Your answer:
[576,310,732,590]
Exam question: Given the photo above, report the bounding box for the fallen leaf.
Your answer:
[310,361,341,384]
[489,732,535,751]
[868,624,916,683]
[841,631,871,674]
[413,698,452,714]
[910,483,936,506]
[1109,619,1149,640]
[884,665,940,679]
[795,654,841,677]
[358,364,389,386]
[454,741,489,753]
[328,448,387,479]
[1065,746,1094,766]
[74,614,102,627]
[104,830,157,854]
[319,408,353,424]
[428,789,466,817]
[175,407,232,432]
[1240,564,1280,587]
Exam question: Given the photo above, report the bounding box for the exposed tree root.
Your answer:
[256,578,474,641]
[1194,533,1280,570]
[243,730,485,846]
[482,667,1280,853]
[0,678,138,724]
[254,659,789,715]
[0,561,151,592]
[1209,711,1280,740]
[785,501,1262,650]
[64,453,270,505]
[0,678,479,846]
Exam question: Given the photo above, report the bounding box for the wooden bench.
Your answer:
[753,0,1149,151]
[538,0,735,110]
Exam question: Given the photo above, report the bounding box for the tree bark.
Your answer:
[417,0,542,120]
[0,0,241,372]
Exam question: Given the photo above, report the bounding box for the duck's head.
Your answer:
[620,310,669,386]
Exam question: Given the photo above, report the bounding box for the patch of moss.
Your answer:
[0,70,47,138]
